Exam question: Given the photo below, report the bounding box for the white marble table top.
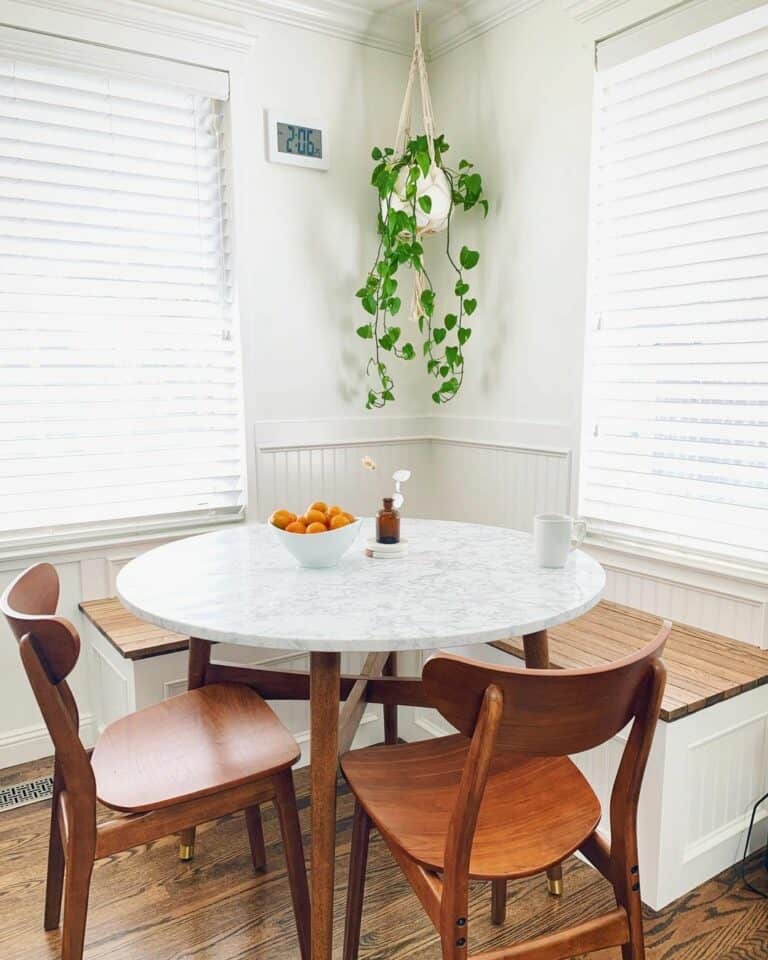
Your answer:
[116,519,605,653]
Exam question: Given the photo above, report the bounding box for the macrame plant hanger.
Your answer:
[394,2,444,324]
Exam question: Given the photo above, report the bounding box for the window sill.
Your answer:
[583,532,768,591]
[0,510,246,567]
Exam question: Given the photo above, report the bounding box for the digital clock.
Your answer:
[266,110,329,171]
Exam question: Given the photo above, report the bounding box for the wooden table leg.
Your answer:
[383,652,398,744]
[522,629,563,897]
[310,651,341,960]
[521,629,549,670]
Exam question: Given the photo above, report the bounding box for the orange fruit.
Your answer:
[329,514,350,530]
[285,520,306,534]
[342,511,356,523]
[304,509,326,526]
[327,505,342,519]
[307,500,328,514]
[306,522,327,534]
[270,509,296,530]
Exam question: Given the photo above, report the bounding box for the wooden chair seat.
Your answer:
[341,733,601,879]
[92,683,300,814]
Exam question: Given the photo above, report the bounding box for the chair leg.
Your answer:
[344,801,372,960]
[273,770,310,960]
[615,861,646,960]
[245,804,267,872]
[178,826,196,861]
[547,861,563,896]
[491,878,506,925]
[44,769,65,931]
[61,826,94,960]
[619,887,646,960]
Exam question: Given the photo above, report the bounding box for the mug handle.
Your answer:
[571,519,587,549]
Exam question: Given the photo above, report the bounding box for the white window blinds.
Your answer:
[580,4,768,570]
[0,51,245,548]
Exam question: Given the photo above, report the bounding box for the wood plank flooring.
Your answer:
[1,757,768,959]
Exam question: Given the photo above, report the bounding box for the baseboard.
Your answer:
[0,714,95,770]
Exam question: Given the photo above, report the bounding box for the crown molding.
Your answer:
[1,0,256,52]
[427,0,546,59]
[199,0,413,55]
[561,0,632,22]
[192,0,550,59]
[1,0,558,62]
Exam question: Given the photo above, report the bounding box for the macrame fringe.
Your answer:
[394,11,441,325]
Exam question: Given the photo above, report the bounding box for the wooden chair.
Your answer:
[341,621,670,960]
[1,563,310,960]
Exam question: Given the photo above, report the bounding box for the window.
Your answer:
[0,42,245,550]
[580,4,768,570]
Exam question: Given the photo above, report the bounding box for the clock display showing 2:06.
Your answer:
[277,122,322,159]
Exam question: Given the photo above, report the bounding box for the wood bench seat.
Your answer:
[79,598,189,661]
[491,600,768,722]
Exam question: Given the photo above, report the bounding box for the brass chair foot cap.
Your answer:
[548,878,563,896]
[178,843,195,862]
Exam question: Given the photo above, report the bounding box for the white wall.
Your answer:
[429,1,594,457]
[242,19,430,430]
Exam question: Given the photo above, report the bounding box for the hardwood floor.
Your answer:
[1,756,767,959]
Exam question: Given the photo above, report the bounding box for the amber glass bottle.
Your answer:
[376,497,400,544]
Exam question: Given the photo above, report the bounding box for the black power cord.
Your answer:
[740,790,768,898]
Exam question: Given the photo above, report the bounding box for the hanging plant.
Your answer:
[355,13,488,410]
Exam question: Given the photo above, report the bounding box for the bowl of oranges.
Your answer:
[269,502,362,568]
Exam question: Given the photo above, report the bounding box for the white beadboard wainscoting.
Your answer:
[254,432,573,533]
[254,435,437,523]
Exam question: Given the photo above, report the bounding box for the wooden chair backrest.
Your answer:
[2,562,80,683]
[1,564,93,799]
[422,622,670,756]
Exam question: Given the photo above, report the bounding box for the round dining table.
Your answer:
[117,518,605,960]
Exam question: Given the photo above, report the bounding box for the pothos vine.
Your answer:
[355,133,487,409]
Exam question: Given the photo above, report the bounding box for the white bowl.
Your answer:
[271,519,362,568]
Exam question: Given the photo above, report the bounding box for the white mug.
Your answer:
[534,514,587,568]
